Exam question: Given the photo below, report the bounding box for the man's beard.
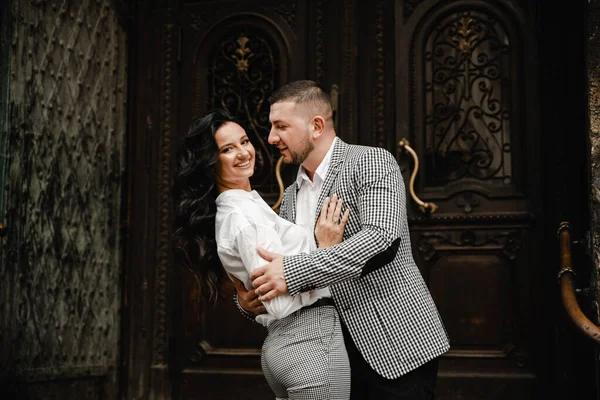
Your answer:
[286,134,314,164]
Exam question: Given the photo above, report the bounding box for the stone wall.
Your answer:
[588,0,600,327]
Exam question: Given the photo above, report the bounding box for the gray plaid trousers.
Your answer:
[261,305,350,400]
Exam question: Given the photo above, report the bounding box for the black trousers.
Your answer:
[341,320,439,399]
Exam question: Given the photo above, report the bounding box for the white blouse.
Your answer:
[215,189,331,327]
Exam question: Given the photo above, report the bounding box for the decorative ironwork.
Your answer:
[207,26,280,192]
[424,11,512,185]
[454,16,479,54]
[2,0,126,382]
[232,36,253,72]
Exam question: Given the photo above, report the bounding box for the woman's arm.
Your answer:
[234,223,298,319]
[233,197,349,317]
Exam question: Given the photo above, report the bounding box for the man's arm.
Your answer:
[253,148,405,299]
[237,223,307,319]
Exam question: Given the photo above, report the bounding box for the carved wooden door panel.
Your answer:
[396,1,544,398]
[175,1,306,398]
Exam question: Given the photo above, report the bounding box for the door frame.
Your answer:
[118,0,181,399]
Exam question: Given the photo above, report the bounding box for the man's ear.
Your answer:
[311,116,326,138]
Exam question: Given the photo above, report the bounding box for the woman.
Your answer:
[173,109,351,400]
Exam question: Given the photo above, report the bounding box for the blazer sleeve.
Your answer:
[284,148,405,296]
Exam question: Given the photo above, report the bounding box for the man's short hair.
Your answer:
[269,80,332,118]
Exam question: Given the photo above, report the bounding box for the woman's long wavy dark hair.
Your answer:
[173,108,237,303]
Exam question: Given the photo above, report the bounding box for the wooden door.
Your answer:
[169,1,557,399]
[396,1,545,398]
[174,1,308,398]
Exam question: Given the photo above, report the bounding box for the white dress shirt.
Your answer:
[293,137,339,297]
[215,189,328,327]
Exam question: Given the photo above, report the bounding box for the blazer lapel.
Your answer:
[288,183,298,223]
[314,139,348,225]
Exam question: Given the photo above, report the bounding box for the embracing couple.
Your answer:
[174,80,450,400]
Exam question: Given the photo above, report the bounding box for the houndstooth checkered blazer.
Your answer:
[279,138,450,379]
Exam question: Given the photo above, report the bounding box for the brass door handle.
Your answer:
[271,156,284,211]
[0,223,6,237]
[398,138,438,214]
[557,221,600,344]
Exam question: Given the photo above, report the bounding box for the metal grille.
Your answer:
[424,11,512,185]
[207,25,281,196]
[1,0,127,382]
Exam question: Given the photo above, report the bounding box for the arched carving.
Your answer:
[398,0,536,204]
[404,0,529,23]
[423,11,513,186]
[193,15,291,201]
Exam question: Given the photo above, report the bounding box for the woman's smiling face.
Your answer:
[214,121,256,187]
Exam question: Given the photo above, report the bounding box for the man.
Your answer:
[234,80,450,399]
